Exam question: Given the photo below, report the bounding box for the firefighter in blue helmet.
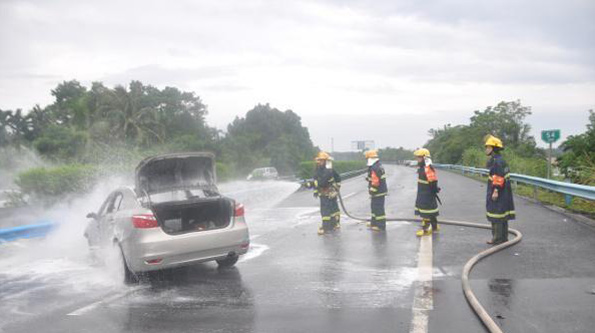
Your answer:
[305,152,342,235]
[485,135,516,245]
[365,150,388,231]
[413,148,441,236]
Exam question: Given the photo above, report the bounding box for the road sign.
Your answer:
[541,129,560,144]
[351,140,375,151]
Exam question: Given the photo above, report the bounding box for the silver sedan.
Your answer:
[84,152,250,283]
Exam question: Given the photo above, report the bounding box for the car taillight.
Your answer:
[132,214,158,228]
[234,203,245,217]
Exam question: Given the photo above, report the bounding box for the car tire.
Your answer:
[119,246,139,284]
[216,255,239,268]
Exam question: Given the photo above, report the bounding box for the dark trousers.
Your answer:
[320,196,340,231]
[422,216,438,230]
[491,221,509,244]
[371,196,386,230]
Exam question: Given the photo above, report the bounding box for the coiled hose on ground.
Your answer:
[337,191,522,333]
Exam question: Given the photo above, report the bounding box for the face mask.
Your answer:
[326,161,333,169]
[367,158,378,166]
[424,157,432,166]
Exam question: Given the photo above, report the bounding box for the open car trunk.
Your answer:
[151,197,234,235]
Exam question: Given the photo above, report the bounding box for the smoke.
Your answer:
[0,146,46,189]
[0,175,131,292]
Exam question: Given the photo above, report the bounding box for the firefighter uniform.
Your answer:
[485,136,515,244]
[365,150,388,231]
[413,148,440,236]
[308,152,342,235]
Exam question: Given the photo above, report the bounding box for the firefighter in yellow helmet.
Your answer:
[305,151,342,235]
[365,150,388,231]
[485,135,515,245]
[413,148,441,236]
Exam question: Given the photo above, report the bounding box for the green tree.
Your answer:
[425,100,539,164]
[33,125,88,161]
[224,104,316,175]
[558,110,595,184]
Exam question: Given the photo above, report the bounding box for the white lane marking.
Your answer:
[67,286,146,316]
[296,208,321,220]
[409,235,433,333]
[251,206,317,212]
[341,192,357,200]
[238,243,269,263]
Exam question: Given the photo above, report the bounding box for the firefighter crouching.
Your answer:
[414,148,441,237]
[365,150,388,232]
[305,152,342,235]
[485,135,516,245]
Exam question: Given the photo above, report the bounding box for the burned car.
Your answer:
[84,152,250,283]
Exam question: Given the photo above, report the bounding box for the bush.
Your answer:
[460,148,486,168]
[459,147,548,177]
[216,162,234,182]
[16,164,99,203]
[298,160,366,180]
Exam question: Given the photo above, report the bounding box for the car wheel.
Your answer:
[216,254,239,268]
[119,246,139,284]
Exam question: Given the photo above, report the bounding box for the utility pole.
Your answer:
[541,129,560,179]
[547,142,552,179]
[331,137,334,153]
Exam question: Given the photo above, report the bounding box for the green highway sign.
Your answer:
[541,129,561,144]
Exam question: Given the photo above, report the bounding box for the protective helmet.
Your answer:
[364,150,378,159]
[484,135,503,148]
[315,151,333,161]
[414,148,431,157]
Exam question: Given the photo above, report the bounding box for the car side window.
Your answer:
[106,193,123,214]
[97,195,113,217]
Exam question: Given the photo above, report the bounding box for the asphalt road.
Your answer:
[1,165,594,333]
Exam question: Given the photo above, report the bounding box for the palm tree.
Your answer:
[105,82,164,145]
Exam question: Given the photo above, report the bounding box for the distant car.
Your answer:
[405,160,418,167]
[246,167,279,181]
[84,152,250,283]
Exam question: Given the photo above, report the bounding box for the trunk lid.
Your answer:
[135,152,217,196]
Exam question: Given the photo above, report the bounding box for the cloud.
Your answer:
[0,0,593,149]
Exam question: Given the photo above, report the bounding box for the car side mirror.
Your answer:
[86,212,98,219]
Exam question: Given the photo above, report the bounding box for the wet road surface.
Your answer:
[1,165,594,332]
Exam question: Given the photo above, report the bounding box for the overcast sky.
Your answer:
[1,0,594,151]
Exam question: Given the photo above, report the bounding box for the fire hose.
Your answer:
[336,190,522,333]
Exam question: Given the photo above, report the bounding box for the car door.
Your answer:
[111,189,136,242]
[85,194,112,247]
[99,192,123,244]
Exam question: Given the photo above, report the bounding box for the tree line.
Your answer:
[0,80,316,177]
[422,100,594,184]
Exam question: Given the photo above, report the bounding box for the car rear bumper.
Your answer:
[122,221,249,273]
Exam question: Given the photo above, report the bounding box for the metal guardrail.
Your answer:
[0,221,55,242]
[434,163,595,201]
[299,168,368,189]
[339,168,368,179]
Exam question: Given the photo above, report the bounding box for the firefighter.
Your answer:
[305,152,342,235]
[413,148,441,237]
[365,150,388,231]
[485,135,515,245]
